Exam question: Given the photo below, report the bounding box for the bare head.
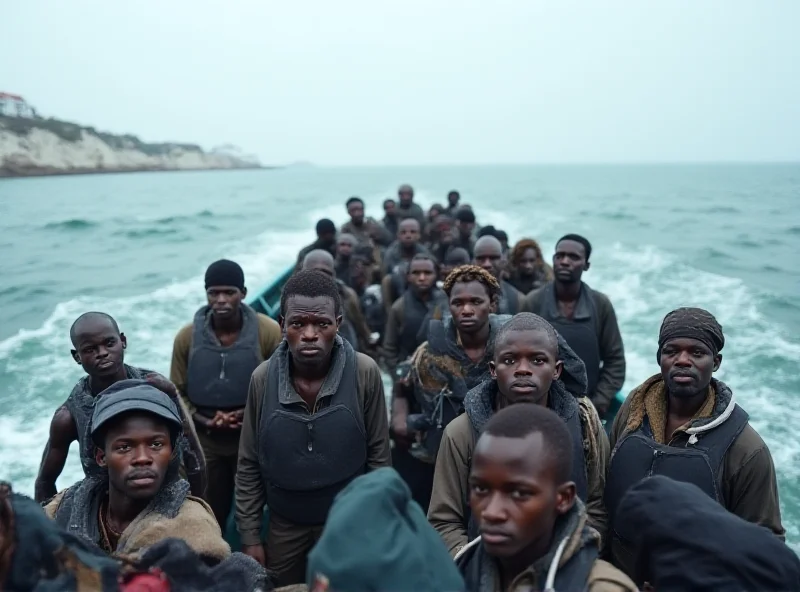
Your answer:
[302,249,335,277]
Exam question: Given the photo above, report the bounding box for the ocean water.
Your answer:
[1,164,798,546]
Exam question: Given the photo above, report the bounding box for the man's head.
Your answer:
[407,254,438,297]
[658,307,724,399]
[469,404,576,560]
[302,249,336,277]
[496,230,509,253]
[397,218,421,248]
[491,314,563,406]
[455,208,476,239]
[510,239,544,277]
[441,247,471,281]
[346,197,365,226]
[383,199,396,218]
[473,235,505,279]
[91,381,182,501]
[316,219,337,246]
[434,215,454,245]
[447,190,460,208]
[204,259,247,322]
[427,204,444,222]
[280,270,343,370]
[553,234,591,285]
[336,233,358,259]
[397,184,414,207]
[443,265,500,336]
[70,312,126,378]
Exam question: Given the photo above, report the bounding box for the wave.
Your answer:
[700,206,741,214]
[43,218,97,231]
[787,226,800,236]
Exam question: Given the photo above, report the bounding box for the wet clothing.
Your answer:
[294,240,337,272]
[455,500,636,592]
[382,215,398,238]
[337,279,372,352]
[507,264,554,294]
[395,202,426,228]
[606,375,784,578]
[525,282,625,414]
[497,280,525,315]
[381,241,431,277]
[382,288,449,375]
[616,475,800,591]
[235,336,390,584]
[341,217,394,248]
[428,335,609,555]
[451,233,476,258]
[381,268,408,316]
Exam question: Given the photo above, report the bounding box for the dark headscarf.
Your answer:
[657,307,724,360]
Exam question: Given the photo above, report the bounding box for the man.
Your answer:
[525,234,625,417]
[454,404,636,592]
[473,235,525,315]
[381,198,399,237]
[428,214,455,262]
[381,218,431,277]
[395,184,426,228]
[170,259,282,526]
[35,312,204,502]
[294,219,337,272]
[439,247,471,285]
[235,270,391,586]
[453,207,477,257]
[302,249,375,352]
[429,313,609,555]
[340,196,393,248]
[44,381,230,561]
[382,254,448,379]
[333,233,358,285]
[445,190,460,215]
[604,307,784,578]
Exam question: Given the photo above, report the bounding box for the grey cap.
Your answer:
[90,379,182,446]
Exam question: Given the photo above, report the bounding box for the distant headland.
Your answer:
[0,92,265,178]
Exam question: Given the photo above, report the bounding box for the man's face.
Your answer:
[407,259,437,295]
[347,202,365,225]
[337,237,355,258]
[659,337,720,399]
[449,280,493,335]
[206,285,245,322]
[448,192,460,207]
[490,330,562,405]
[398,219,420,247]
[469,432,574,560]
[518,248,539,276]
[553,240,589,284]
[457,220,475,238]
[281,295,341,370]
[474,242,505,279]
[384,200,396,217]
[71,318,127,378]
[97,413,173,501]
[398,187,414,207]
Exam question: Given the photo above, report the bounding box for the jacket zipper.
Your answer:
[219,352,227,379]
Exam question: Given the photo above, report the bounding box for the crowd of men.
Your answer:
[9,184,797,591]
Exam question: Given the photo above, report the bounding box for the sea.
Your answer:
[1,164,798,547]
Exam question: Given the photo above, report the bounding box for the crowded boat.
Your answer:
[3,184,797,591]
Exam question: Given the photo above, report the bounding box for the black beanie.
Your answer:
[204,259,245,291]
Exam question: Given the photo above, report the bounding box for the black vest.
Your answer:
[605,405,749,572]
[258,341,367,526]
[186,304,261,410]
[398,289,447,361]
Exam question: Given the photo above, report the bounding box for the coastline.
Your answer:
[0,163,272,179]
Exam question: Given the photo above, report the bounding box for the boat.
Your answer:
[221,264,626,548]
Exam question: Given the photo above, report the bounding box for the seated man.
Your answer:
[429,313,609,555]
[455,404,635,592]
[44,381,230,562]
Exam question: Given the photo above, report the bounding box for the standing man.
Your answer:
[333,233,358,285]
[604,307,784,580]
[170,259,282,526]
[340,196,393,248]
[396,184,427,228]
[445,190,460,215]
[381,218,431,277]
[473,235,525,315]
[525,234,625,418]
[381,198,399,237]
[453,208,477,257]
[294,219,337,272]
[235,270,391,586]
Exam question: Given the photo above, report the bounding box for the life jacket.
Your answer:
[398,288,448,361]
[496,280,522,315]
[604,395,749,574]
[258,339,367,526]
[186,304,261,410]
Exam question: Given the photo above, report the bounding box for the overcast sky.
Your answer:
[3,1,799,165]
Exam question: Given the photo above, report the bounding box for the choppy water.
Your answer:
[1,165,798,546]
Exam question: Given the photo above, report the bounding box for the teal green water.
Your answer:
[1,165,798,546]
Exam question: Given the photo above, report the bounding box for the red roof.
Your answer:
[0,92,25,101]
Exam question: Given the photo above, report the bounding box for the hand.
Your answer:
[145,374,179,399]
[225,409,244,429]
[242,543,266,567]
[192,412,224,429]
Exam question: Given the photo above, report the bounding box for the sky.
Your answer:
[2,1,799,166]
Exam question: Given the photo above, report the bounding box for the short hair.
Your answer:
[383,198,395,207]
[494,313,559,355]
[442,265,501,304]
[481,403,573,483]
[70,312,120,346]
[495,230,508,243]
[557,234,592,261]
[444,247,471,265]
[477,225,497,238]
[408,253,439,275]
[509,238,544,267]
[448,190,460,199]
[455,208,476,224]
[429,203,444,214]
[346,196,363,208]
[398,218,421,231]
[280,269,342,317]
[316,218,337,236]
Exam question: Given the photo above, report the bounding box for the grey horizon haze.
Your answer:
[2,0,799,166]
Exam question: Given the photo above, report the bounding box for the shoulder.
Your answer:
[726,419,775,476]
[180,495,221,523]
[587,559,638,592]
[341,284,359,302]
[442,414,474,454]
[390,296,405,313]
[43,489,67,519]
[173,322,194,346]
[585,285,616,313]
[356,352,381,379]
[578,396,604,429]
[249,358,273,396]
[160,496,230,560]
[525,284,548,306]
[255,311,280,331]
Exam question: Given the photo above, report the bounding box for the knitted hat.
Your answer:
[657,307,724,360]
[204,259,245,291]
[306,468,465,592]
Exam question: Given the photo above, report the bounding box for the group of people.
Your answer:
[9,185,796,591]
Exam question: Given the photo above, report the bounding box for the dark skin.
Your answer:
[457,218,475,239]
[383,199,396,218]
[474,236,505,279]
[448,191,460,208]
[517,248,539,277]
[95,413,173,541]
[347,201,365,225]
[407,259,437,299]
[397,218,421,252]
[490,330,563,409]
[552,239,591,320]
[398,185,414,207]
[448,280,495,363]
[336,235,356,260]
[469,432,576,587]
[659,337,721,442]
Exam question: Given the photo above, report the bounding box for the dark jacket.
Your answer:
[381,241,431,277]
